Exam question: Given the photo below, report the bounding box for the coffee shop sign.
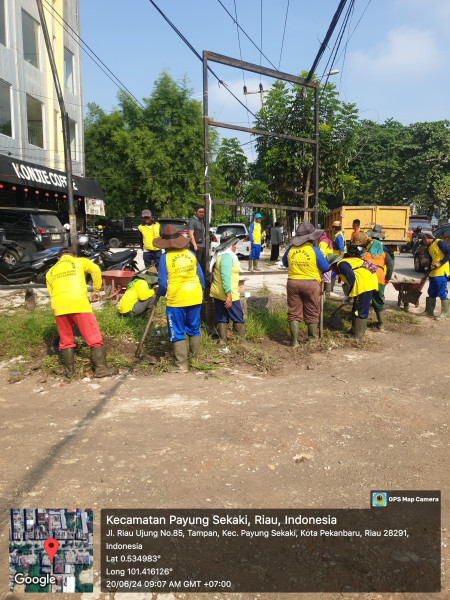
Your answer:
[11,162,79,191]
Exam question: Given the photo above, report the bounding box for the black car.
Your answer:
[414,224,450,272]
[0,208,68,263]
[102,217,189,248]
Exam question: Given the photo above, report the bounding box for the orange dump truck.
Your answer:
[324,206,410,253]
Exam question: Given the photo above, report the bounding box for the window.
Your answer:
[0,80,12,137]
[68,118,76,159]
[26,95,43,147]
[0,0,6,47]
[64,47,74,92]
[54,110,59,154]
[22,11,40,68]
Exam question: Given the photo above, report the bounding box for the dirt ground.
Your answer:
[0,307,449,600]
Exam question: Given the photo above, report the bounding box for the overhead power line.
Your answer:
[278,0,290,70]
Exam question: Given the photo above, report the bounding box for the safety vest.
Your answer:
[287,242,323,283]
[46,255,102,316]
[337,257,378,297]
[117,278,155,314]
[362,242,386,285]
[251,222,262,245]
[210,254,240,302]
[333,231,347,255]
[318,240,331,258]
[428,239,449,277]
[165,249,202,307]
[138,222,161,251]
[350,228,360,242]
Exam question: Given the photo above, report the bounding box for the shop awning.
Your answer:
[0,153,105,199]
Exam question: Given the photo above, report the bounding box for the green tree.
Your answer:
[217,138,248,217]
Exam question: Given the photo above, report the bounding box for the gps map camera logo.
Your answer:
[372,492,387,507]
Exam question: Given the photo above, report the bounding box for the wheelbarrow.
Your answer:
[390,276,428,310]
[101,270,135,304]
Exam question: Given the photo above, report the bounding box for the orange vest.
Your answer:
[362,250,386,284]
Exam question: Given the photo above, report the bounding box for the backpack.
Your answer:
[354,260,379,274]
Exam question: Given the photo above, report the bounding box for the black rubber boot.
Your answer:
[418,297,436,317]
[353,318,367,341]
[289,321,300,347]
[61,348,75,378]
[90,346,118,378]
[217,322,228,345]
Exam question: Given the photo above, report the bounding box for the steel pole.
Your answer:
[36,0,77,252]
[203,51,210,276]
[313,84,319,228]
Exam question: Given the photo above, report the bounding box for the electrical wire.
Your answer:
[278,0,290,70]
[147,0,256,118]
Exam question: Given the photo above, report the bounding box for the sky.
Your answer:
[78,0,450,159]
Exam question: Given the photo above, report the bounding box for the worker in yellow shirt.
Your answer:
[117,272,158,316]
[46,248,117,378]
[138,209,161,269]
[154,225,205,372]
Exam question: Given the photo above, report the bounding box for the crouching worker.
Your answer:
[326,252,378,341]
[46,248,118,378]
[210,231,247,345]
[117,272,158,317]
[153,225,204,372]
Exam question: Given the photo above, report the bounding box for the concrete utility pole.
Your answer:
[36,0,77,252]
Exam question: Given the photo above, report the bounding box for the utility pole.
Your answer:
[36,0,77,252]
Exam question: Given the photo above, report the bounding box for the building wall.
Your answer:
[0,0,84,175]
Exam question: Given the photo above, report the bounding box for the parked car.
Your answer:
[414,224,450,272]
[157,218,189,238]
[102,216,189,248]
[211,223,251,258]
[0,207,68,263]
[401,215,432,253]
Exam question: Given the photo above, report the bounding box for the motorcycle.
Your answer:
[77,234,138,272]
[0,243,60,285]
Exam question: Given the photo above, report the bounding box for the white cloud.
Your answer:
[349,26,441,78]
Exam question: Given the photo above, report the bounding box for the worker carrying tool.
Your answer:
[153,224,204,372]
[326,252,379,341]
[418,232,450,320]
[46,248,118,378]
[209,231,248,346]
[353,226,393,331]
[282,222,329,346]
[117,271,158,317]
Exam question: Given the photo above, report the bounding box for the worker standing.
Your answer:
[154,225,204,371]
[331,220,347,292]
[270,222,282,262]
[210,232,247,345]
[353,228,393,330]
[138,210,161,269]
[418,232,450,320]
[326,253,379,341]
[248,213,262,271]
[46,248,118,378]
[318,231,333,297]
[282,222,329,345]
[350,219,361,242]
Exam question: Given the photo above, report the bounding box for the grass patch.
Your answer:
[256,285,271,296]
[385,311,419,325]
[0,307,57,359]
[245,309,295,341]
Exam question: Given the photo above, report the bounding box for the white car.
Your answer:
[211,223,251,258]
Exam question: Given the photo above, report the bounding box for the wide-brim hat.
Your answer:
[135,272,158,286]
[216,232,244,252]
[325,253,344,268]
[353,231,371,247]
[291,221,323,246]
[153,224,190,249]
[366,224,385,240]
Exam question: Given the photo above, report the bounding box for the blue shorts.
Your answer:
[250,244,261,260]
[428,275,448,300]
[166,305,201,342]
[214,298,245,324]
[352,291,373,319]
[143,250,161,269]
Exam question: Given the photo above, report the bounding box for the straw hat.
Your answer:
[152,224,190,249]
[352,231,371,247]
[366,224,385,240]
[291,222,323,246]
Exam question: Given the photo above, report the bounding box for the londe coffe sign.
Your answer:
[11,162,79,191]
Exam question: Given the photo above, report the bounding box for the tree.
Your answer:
[216,138,248,217]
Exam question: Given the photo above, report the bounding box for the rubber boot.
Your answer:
[307,323,318,340]
[435,298,450,321]
[248,260,253,272]
[353,318,367,341]
[90,346,118,378]
[61,347,75,378]
[375,311,385,331]
[324,282,332,298]
[253,260,260,271]
[233,322,250,347]
[188,335,201,358]
[418,297,436,317]
[289,321,300,347]
[169,340,189,372]
[330,277,336,292]
[217,322,228,345]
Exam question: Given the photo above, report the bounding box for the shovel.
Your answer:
[135,296,160,358]
[327,302,348,330]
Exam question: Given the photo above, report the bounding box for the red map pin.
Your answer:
[43,538,59,562]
